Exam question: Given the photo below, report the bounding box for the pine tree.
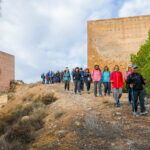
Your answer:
[131,31,150,94]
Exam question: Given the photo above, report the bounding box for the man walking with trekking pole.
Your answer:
[126,65,148,115]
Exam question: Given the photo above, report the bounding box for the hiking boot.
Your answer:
[140,111,148,115]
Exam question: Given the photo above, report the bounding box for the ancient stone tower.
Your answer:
[0,51,15,92]
[88,15,150,72]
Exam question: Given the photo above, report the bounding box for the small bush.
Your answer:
[0,105,33,135]
[41,93,57,105]
[3,111,46,149]
[0,139,28,150]
[0,113,19,135]
[55,111,64,119]
[8,93,15,101]
[22,93,34,102]
[29,112,46,130]
[5,121,35,144]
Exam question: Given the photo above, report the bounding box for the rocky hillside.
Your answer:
[0,82,150,150]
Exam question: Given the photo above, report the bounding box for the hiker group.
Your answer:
[41,71,64,84]
[41,65,148,115]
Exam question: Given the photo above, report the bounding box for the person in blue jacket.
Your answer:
[79,68,85,91]
[63,67,71,91]
[102,66,111,96]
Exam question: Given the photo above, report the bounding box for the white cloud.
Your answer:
[0,0,115,83]
[119,0,150,17]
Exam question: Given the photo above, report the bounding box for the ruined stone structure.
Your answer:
[0,51,15,92]
[88,15,150,72]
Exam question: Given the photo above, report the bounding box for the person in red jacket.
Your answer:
[110,65,124,107]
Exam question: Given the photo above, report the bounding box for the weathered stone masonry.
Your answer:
[0,51,15,92]
[88,15,150,72]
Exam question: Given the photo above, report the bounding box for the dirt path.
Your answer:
[31,84,150,150]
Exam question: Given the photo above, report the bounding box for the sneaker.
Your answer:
[132,112,138,115]
[140,111,148,115]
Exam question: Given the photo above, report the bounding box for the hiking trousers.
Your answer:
[85,81,91,91]
[132,89,146,113]
[103,82,111,95]
[74,80,81,94]
[42,78,45,84]
[64,80,70,91]
[94,81,102,96]
[113,88,122,105]
[80,80,84,91]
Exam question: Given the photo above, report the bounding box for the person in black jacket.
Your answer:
[126,65,148,115]
[72,67,81,94]
[84,68,92,94]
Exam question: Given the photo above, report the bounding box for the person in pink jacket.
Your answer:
[92,65,102,97]
[110,65,124,107]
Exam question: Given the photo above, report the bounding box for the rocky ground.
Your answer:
[0,83,150,150]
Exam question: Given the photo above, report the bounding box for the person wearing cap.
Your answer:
[72,67,81,95]
[126,65,148,115]
[84,68,92,94]
[110,65,124,107]
[125,65,132,104]
[91,65,102,97]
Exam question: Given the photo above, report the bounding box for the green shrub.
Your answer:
[41,93,57,105]
[131,31,150,95]
[122,85,128,93]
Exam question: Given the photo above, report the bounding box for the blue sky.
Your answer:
[0,0,150,83]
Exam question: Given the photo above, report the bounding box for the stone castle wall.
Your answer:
[0,51,15,92]
[88,15,150,72]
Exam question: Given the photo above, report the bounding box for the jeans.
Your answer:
[80,80,84,91]
[64,80,70,90]
[46,79,49,84]
[85,81,91,91]
[74,80,81,94]
[42,78,45,84]
[113,88,122,105]
[94,81,102,96]
[103,82,111,95]
[132,89,146,113]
